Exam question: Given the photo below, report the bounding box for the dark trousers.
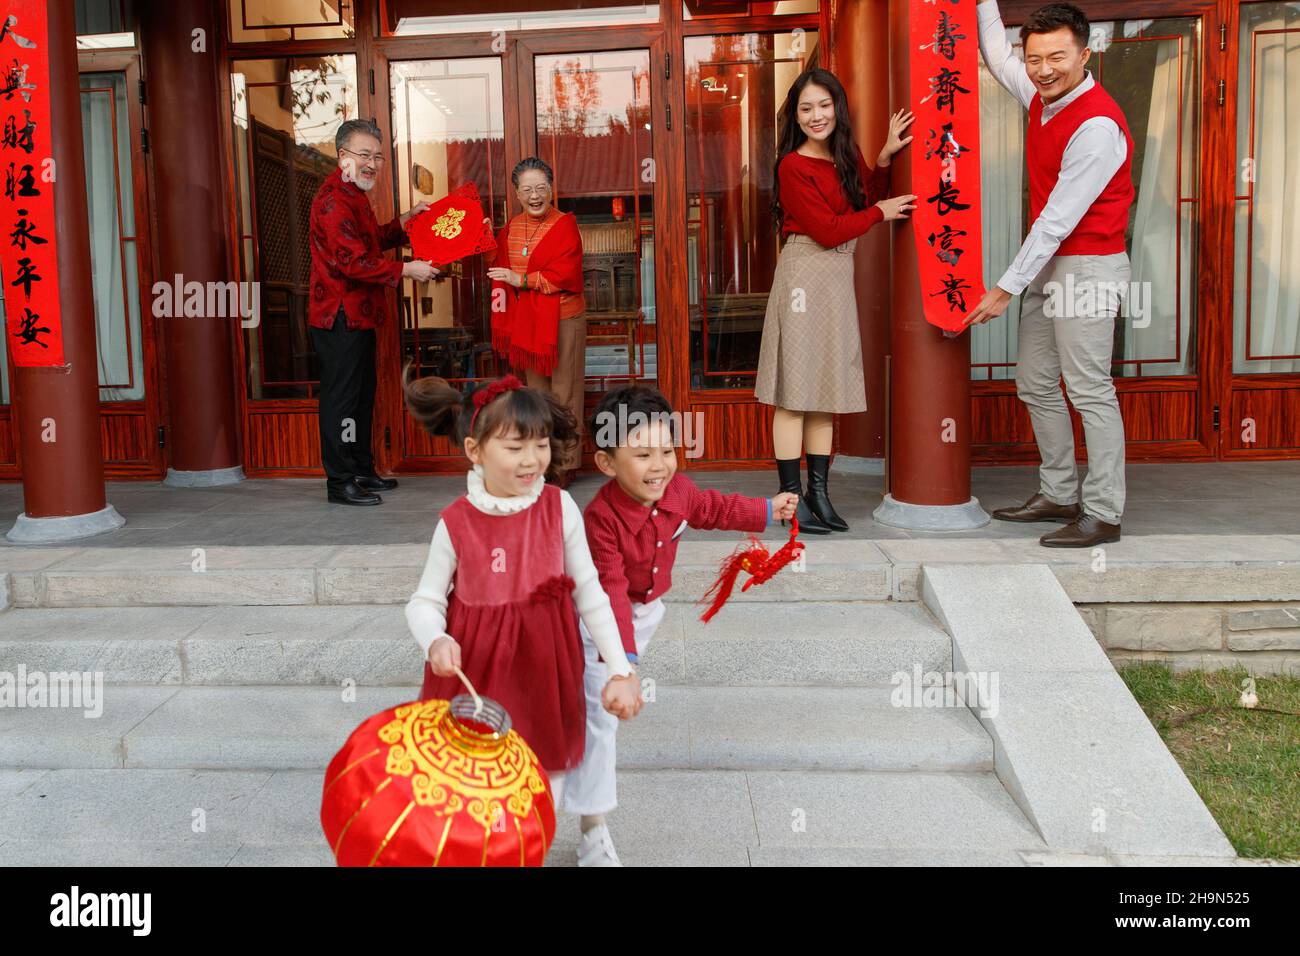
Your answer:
[309,308,376,492]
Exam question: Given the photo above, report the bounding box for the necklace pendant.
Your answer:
[522,244,528,256]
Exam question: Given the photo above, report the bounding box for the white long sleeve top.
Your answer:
[405,465,633,678]
[978,0,1129,294]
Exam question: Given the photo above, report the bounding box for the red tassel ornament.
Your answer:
[699,519,805,623]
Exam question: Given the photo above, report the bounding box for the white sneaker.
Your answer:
[577,823,623,867]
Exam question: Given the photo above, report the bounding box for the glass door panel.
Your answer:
[390,57,507,388]
[80,71,144,402]
[972,18,1201,380]
[684,30,817,390]
[534,49,656,388]
[1233,2,1300,374]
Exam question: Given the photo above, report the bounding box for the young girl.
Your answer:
[402,369,643,806]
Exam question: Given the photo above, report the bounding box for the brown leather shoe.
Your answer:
[1039,515,1121,548]
[992,493,1081,523]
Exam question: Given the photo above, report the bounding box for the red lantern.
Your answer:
[320,694,556,866]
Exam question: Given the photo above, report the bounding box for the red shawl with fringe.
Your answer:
[489,212,584,376]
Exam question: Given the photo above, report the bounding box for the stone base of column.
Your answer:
[829,455,885,476]
[873,494,990,532]
[6,504,126,544]
[164,465,246,488]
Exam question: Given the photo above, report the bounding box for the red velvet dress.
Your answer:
[420,483,587,773]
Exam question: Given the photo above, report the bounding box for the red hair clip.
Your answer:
[470,375,524,430]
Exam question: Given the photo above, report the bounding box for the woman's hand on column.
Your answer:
[875,194,918,221]
[878,108,916,167]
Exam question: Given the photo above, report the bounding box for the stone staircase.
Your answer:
[0,540,1235,866]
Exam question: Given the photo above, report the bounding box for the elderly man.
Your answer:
[308,118,438,505]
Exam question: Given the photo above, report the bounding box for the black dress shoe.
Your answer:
[775,457,832,534]
[328,479,382,506]
[356,474,398,492]
[992,493,1081,523]
[1039,515,1121,548]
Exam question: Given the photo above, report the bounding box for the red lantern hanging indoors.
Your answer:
[320,693,556,866]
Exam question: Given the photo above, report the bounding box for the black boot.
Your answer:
[775,458,832,535]
[805,454,849,532]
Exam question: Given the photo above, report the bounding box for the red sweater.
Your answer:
[584,473,769,656]
[307,167,407,330]
[1028,84,1135,256]
[778,145,892,248]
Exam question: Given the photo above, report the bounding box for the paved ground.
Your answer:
[2,460,1298,548]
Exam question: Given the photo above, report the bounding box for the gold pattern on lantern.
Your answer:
[379,699,548,832]
[431,207,466,239]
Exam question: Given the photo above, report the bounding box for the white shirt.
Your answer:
[405,466,633,678]
[978,0,1129,295]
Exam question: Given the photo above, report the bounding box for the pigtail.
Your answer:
[537,389,579,484]
[401,360,468,441]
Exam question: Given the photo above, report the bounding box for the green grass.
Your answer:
[1119,663,1300,859]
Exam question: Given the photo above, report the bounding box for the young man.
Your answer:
[563,385,798,865]
[965,2,1136,547]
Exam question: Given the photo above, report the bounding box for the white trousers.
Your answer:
[559,598,666,816]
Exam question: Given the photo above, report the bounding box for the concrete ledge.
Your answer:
[921,564,1236,858]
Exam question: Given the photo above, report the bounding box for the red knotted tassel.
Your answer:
[699,537,769,624]
[699,518,803,623]
[741,518,805,591]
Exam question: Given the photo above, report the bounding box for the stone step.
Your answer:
[0,766,1045,866]
[0,600,951,686]
[0,683,991,774]
[0,540,895,608]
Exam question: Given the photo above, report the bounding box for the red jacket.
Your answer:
[584,473,769,657]
[307,167,407,330]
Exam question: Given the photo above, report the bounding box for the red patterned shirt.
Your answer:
[584,473,769,656]
[308,166,407,330]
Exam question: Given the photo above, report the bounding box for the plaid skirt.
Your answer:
[754,234,867,414]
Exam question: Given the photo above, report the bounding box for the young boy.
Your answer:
[562,384,798,866]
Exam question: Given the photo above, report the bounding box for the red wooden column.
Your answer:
[873,0,988,529]
[7,0,123,543]
[832,0,891,467]
[140,0,244,486]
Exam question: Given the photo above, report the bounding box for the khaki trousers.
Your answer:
[1016,253,1130,524]
[524,313,587,474]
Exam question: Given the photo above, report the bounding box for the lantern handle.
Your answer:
[452,666,483,718]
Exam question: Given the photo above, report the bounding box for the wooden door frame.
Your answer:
[370,23,677,473]
[77,50,167,478]
[978,0,1228,465]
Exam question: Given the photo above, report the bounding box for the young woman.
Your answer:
[756,68,916,533]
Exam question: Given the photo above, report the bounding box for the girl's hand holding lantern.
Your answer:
[427,635,461,677]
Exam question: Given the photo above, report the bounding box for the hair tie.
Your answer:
[470,375,524,430]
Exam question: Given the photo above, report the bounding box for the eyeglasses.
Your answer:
[516,185,551,197]
[340,147,385,166]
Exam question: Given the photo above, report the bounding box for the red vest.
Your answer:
[1027,81,1135,256]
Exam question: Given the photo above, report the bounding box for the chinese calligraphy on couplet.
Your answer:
[0,2,61,366]
[910,0,985,332]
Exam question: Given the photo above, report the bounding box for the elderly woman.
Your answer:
[487,156,587,484]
